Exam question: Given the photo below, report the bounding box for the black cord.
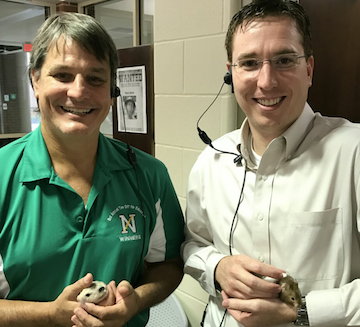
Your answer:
[119,92,146,285]
[196,82,242,163]
[119,93,131,146]
[196,82,225,127]
[201,303,227,327]
[119,93,145,218]
[197,80,247,327]
[219,309,227,327]
[201,169,247,327]
[200,303,208,327]
[218,168,247,327]
[229,168,247,255]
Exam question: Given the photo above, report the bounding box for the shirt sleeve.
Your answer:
[307,166,360,326]
[145,164,184,263]
[307,279,360,326]
[0,255,10,298]
[181,157,226,297]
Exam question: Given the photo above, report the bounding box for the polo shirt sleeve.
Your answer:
[144,164,184,263]
[0,255,10,298]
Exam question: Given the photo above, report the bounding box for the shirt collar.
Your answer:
[20,127,133,183]
[96,133,133,172]
[20,126,52,182]
[282,102,315,160]
[238,119,256,170]
[238,102,316,166]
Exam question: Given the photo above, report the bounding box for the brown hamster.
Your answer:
[277,274,302,307]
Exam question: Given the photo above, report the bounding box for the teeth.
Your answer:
[257,97,282,106]
[62,107,92,115]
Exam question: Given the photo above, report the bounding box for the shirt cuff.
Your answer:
[307,288,345,326]
[205,253,227,297]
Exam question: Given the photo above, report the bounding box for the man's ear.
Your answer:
[226,61,231,72]
[307,55,314,87]
[31,70,40,98]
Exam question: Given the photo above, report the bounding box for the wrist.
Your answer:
[214,257,226,292]
[46,301,56,326]
[214,279,222,293]
[214,262,220,293]
[293,297,309,326]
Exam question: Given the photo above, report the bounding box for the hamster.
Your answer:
[260,273,302,307]
[77,280,109,304]
[276,274,302,307]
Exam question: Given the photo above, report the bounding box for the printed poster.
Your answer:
[116,66,147,134]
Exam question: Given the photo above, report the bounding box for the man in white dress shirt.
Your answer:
[182,0,360,326]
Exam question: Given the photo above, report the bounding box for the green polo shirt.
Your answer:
[0,126,184,326]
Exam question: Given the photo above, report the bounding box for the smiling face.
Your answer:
[31,36,112,141]
[228,16,314,141]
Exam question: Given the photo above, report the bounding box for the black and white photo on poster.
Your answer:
[116,66,147,134]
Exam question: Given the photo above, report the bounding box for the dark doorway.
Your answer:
[300,0,360,122]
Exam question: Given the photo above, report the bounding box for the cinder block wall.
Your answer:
[154,0,248,325]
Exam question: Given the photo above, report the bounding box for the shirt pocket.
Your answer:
[283,207,343,285]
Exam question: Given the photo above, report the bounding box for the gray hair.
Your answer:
[29,12,119,95]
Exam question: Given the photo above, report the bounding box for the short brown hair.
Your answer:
[225,0,312,63]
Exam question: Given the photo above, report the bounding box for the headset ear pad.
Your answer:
[224,68,234,93]
[224,71,233,85]
[111,86,121,98]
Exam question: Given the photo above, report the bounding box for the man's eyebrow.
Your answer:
[234,49,298,62]
[234,52,258,61]
[48,65,108,74]
[89,67,108,74]
[273,49,298,56]
[48,65,69,72]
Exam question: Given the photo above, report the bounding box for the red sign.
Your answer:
[23,43,32,52]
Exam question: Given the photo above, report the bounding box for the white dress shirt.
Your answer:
[182,103,360,327]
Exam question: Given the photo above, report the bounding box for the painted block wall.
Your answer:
[154,0,247,325]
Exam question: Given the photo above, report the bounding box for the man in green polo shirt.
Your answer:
[0,12,184,327]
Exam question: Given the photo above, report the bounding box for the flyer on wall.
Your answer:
[116,66,147,134]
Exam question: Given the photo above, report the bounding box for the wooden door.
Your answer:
[300,0,360,122]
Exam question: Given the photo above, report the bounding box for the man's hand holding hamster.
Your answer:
[43,273,115,327]
[215,254,298,326]
[71,279,138,327]
[71,258,183,327]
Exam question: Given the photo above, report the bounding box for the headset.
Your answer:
[111,85,121,99]
[198,70,248,327]
[111,85,138,167]
[223,70,232,87]
[197,68,243,165]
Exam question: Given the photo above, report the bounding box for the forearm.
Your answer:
[307,279,360,326]
[182,237,226,297]
[0,299,51,327]
[133,257,184,315]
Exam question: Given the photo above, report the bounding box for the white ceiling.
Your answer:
[0,0,153,47]
[0,1,45,45]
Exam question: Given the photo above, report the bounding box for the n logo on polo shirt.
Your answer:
[120,213,136,234]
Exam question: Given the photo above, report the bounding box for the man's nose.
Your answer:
[67,75,91,99]
[256,61,279,90]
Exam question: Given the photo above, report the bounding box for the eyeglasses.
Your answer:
[231,54,308,74]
